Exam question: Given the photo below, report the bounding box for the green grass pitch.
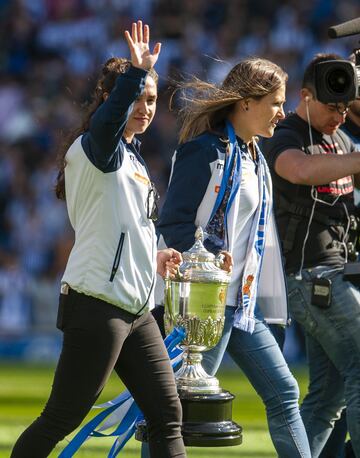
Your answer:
[0,363,308,457]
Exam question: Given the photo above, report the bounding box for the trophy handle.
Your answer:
[164,271,175,334]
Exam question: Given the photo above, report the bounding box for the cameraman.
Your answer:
[262,53,360,458]
[320,70,360,458]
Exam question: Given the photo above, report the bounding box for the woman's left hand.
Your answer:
[124,20,161,71]
[157,249,182,279]
[220,251,233,273]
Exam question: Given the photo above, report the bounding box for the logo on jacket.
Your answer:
[134,172,150,185]
[242,275,254,296]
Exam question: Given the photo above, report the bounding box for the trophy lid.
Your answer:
[178,227,230,283]
[182,227,215,263]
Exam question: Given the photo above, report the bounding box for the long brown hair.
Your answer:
[177,57,288,143]
[55,58,158,200]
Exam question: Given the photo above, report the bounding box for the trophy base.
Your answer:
[135,390,242,447]
[180,390,242,447]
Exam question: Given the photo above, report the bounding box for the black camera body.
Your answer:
[322,18,360,103]
[314,57,360,104]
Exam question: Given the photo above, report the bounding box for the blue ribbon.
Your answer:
[208,120,241,224]
[59,326,186,457]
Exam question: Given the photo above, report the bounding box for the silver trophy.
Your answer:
[164,227,242,447]
[135,228,242,447]
[164,226,229,393]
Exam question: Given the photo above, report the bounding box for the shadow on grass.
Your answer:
[0,438,276,458]
[50,445,276,458]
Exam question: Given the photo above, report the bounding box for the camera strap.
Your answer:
[276,193,349,226]
[276,193,354,254]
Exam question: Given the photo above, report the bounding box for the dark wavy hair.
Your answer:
[55,58,158,200]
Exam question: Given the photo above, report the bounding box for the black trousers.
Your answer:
[11,290,186,458]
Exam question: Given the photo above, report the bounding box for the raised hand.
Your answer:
[124,20,161,71]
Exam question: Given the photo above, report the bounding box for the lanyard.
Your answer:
[208,120,241,222]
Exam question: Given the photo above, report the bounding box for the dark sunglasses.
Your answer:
[146,182,160,221]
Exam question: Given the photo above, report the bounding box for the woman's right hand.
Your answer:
[124,20,161,71]
[157,248,182,279]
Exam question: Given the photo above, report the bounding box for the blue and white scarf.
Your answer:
[205,121,272,334]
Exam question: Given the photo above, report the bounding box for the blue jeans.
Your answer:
[201,306,311,458]
[142,306,310,458]
[287,267,360,458]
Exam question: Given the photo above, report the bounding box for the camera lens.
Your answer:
[326,68,352,94]
[315,60,357,103]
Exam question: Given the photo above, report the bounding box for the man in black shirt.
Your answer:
[319,80,360,458]
[262,53,360,458]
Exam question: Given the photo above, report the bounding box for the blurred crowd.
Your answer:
[0,0,359,338]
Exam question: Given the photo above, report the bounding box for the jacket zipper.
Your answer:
[135,229,156,316]
[110,232,125,282]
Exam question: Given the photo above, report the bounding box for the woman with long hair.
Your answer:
[11,21,186,458]
[155,58,312,457]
